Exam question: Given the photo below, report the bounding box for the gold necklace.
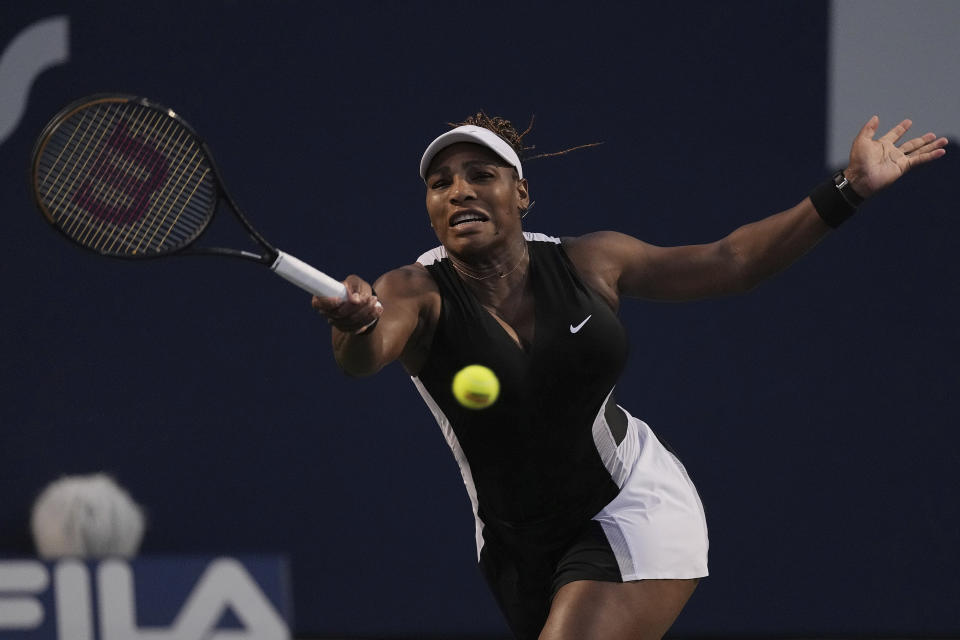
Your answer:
[451,242,528,281]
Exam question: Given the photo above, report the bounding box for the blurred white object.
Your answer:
[828,0,959,166]
[30,473,145,558]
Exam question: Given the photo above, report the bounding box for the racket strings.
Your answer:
[40,103,124,232]
[68,106,169,247]
[130,121,210,253]
[57,104,156,237]
[39,102,167,250]
[35,99,216,257]
[36,106,93,211]
[80,108,202,254]
[83,110,175,248]
[119,116,213,255]
[96,112,190,253]
[85,112,165,250]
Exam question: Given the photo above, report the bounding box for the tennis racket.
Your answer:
[30,94,347,300]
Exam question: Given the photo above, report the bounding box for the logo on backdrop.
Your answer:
[0,15,69,147]
[0,557,291,640]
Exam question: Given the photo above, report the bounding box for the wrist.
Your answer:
[809,171,862,228]
[353,316,379,336]
[352,286,380,335]
[841,167,869,201]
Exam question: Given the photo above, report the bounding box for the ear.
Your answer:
[516,178,530,215]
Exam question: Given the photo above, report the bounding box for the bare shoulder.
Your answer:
[563,230,647,258]
[561,231,649,309]
[375,262,439,299]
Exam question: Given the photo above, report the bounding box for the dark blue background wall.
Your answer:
[2,2,957,637]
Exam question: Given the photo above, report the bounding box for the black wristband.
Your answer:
[809,171,861,228]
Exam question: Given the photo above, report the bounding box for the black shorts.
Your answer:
[478,520,623,640]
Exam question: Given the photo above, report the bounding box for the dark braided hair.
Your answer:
[451,111,602,164]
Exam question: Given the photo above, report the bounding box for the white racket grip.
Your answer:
[270,250,347,300]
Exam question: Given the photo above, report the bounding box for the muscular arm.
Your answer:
[567,197,831,302]
[567,116,947,303]
[316,264,437,377]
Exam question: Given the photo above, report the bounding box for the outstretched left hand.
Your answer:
[845,116,948,199]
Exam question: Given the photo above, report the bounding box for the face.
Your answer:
[424,142,529,256]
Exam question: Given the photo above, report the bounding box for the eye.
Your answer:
[429,178,450,189]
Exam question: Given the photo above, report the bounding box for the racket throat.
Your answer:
[239,250,267,261]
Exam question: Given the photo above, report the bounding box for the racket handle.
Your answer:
[270,251,347,300]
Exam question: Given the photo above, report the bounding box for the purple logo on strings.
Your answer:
[72,120,169,225]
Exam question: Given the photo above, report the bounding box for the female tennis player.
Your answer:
[312,114,946,639]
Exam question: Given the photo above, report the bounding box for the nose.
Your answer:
[449,175,475,203]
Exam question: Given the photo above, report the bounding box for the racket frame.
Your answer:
[30,94,278,265]
[31,93,348,300]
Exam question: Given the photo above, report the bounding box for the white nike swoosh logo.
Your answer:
[569,315,592,333]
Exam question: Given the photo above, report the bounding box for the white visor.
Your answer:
[419,125,523,180]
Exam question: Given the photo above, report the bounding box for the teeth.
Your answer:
[451,214,485,226]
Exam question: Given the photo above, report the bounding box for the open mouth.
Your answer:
[449,210,489,227]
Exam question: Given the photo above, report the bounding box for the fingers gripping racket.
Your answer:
[30,94,347,300]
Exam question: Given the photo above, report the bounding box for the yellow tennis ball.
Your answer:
[452,365,500,409]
